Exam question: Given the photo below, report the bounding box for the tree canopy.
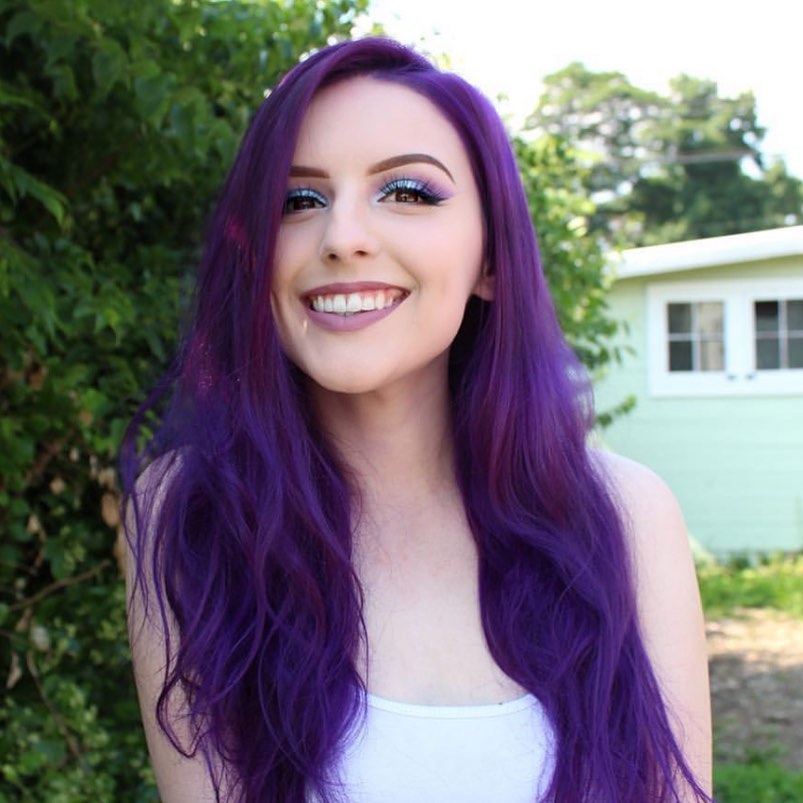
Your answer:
[528,62,803,246]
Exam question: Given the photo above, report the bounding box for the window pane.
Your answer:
[789,336,803,369]
[756,337,780,370]
[755,300,779,333]
[788,300,803,331]
[669,341,692,371]
[697,302,724,337]
[700,339,724,371]
[668,303,692,334]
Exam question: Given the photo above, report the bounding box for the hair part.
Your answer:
[123,37,710,803]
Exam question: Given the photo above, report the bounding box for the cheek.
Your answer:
[273,220,319,285]
[271,235,294,290]
[430,227,485,295]
[409,211,484,276]
[268,241,300,349]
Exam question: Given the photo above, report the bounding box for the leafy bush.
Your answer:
[698,553,803,618]
[714,754,803,803]
[0,0,364,799]
[514,135,634,425]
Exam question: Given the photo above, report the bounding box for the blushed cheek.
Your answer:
[268,291,293,358]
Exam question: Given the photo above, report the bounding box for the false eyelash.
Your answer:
[379,176,448,205]
[283,187,327,213]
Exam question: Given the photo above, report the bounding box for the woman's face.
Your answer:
[271,76,490,397]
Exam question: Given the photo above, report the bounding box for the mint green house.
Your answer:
[594,226,803,555]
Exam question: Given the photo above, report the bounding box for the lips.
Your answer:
[301,283,409,331]
[309,288,405,315]
[302,283,408,317]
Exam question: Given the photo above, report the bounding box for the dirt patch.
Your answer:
[707,609,803,770]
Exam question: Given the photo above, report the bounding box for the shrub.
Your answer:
[714,754,803,803]
[698,553,803,618]
[0,0,364,798]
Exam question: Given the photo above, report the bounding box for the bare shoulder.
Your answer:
[591,448,683,531]
[127,451,185,525]
[591,448,712,797]
[123,452,185,618]
[124,451,222,802]
[590,447,696,624]
[123,451,186,618]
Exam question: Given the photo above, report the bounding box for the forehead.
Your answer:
[292,77,470,170]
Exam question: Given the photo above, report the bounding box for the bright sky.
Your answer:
[364,0,803,177]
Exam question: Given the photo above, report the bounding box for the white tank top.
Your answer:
[324,692,555,802]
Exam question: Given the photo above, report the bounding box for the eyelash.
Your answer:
[378,176,447,205]
[282,176,448,215]
[282,187,327,214]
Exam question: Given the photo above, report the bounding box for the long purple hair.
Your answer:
[123,38,710,803]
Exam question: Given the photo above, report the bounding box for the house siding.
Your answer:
[595,256,803,555]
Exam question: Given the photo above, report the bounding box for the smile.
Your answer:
[307,288,407,316]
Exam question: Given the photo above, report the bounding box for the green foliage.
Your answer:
[527,63,803,246]
[526,61,663,198]
[514,134,634,422]
[0,0,365,798]
[714,752,803,803]
[697,553,803,618]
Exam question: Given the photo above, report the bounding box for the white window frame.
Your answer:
[646,277,803,397]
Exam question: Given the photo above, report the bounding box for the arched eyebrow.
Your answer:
[369,154,454,182]
[288,153,455,182]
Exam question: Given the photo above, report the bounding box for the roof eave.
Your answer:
[609,226,803,279]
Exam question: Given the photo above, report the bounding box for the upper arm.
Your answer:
[594,450,712,797]
[125,461,223,803]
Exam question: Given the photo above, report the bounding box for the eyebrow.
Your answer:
[288,153,455,182]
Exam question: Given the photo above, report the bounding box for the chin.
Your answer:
[302,368,395,397]
[293,352,449,399]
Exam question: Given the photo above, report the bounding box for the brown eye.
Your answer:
[393,188,423,203]
[379,178,445,206]
[283,188,326,214]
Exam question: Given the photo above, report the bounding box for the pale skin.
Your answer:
[127,77,712,800]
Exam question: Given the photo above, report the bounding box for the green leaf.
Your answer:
[92,40,128,98]
[134,71,172,127]
[0,84,42,113]
[0,157,68,225]
[6,11,43,46]
[18,748,45,773]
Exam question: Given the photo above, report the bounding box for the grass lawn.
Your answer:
[698,553,803,803]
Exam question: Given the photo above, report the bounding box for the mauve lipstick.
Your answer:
[301,281,408,332]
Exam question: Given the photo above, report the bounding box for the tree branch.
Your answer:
[9,559,112,613]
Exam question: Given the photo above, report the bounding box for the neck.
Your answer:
[308,367,456,504]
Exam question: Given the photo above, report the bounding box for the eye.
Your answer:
[379,178,446,206]
[283,187,327,214]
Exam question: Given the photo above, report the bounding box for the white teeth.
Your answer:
[309,289,403,315]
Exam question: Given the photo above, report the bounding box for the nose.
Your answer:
[319,194,378,264]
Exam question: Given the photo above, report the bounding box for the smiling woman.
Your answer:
[271,77,489,394]
[122,38,712,803]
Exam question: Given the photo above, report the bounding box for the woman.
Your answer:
[123,38,712,803]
